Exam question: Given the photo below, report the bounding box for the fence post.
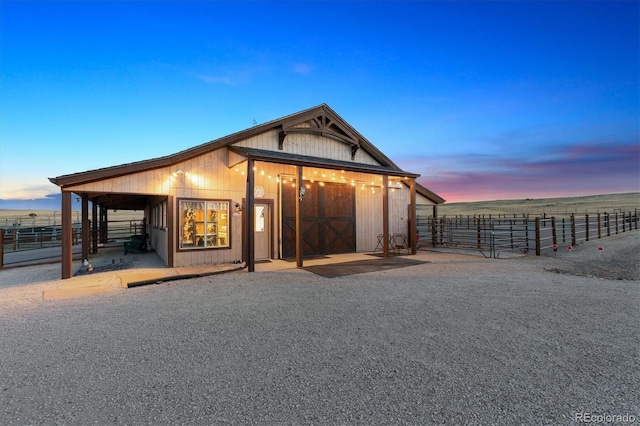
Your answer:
[510,219,514,249]
[571,213,576,246]
[615,212,619,235]
[623,211,626,233]
[606,212,611,237]
[535,217,541,256]
[585,214,589,241]
[597,214,602,239]
[477,218,481,249]
[439,217,445,244]
[0,229,4,269]
[431,217,437,247]
[551,217,557,247]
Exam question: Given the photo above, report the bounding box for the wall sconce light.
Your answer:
[173,169,184,177]
[299,186,306,202]
[235,202,243,212]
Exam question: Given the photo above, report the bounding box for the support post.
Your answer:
[247,158,255,272]
[61,191,73,279]
[167,196,174,267]
[81,195,89,262]
[100,207,108,244]
[382,175,389,257]
[92,201,98,253]
[409,178,416,254]
[295,165,304,267]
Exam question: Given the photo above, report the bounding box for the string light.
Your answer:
[231,164,412,193]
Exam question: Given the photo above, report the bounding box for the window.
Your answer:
[179,199,230,249]
[152,201,168,229]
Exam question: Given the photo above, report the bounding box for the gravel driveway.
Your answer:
[1,231,638,425]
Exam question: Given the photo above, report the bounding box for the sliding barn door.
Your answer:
[282,181,356,258]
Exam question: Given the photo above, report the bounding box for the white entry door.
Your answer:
[254,203,270,260]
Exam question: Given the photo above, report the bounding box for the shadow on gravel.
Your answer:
[303,257,428,278]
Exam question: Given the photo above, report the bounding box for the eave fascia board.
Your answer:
[229,146,420,179]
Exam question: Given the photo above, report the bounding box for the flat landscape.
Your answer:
[2,192,639,226]
[437,192,640,217]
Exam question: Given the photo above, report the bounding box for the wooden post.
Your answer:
[606,212,611,237]
[535,217,541,256]
[476,218,481,249]
[510,219,514,248]
[409,178,416,254]
[92,201,98,254]
[81,195,89,262]
[101,207,108,244]
[571,213,576,246]
[295,165,303,267]
[615,212,619,235]
[597,213,602,239]
[551,217,557,247]
[585,214,589,241]
[166,196,174,268]
[61,191,73,279]
[382,175,389,257]
[247,158,256,271]
[431,217,437,247]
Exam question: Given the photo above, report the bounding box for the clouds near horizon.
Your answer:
[407,139,639,202]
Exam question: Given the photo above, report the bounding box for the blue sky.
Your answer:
[1,0,638,204]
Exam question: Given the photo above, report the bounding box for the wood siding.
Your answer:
[61,120,429,266]
[235,129,381,166]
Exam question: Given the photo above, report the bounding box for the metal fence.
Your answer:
[419,210,639,258]
[0,220,146,267]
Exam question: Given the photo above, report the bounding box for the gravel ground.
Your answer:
[1,231,638,425]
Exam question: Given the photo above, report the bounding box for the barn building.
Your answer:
[49,104,444,279]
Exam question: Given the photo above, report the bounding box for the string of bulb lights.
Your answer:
[233,164,406,193]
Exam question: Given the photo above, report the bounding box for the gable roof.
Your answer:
[49,103,444,204]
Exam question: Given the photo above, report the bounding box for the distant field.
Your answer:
[437,192,640,217]
[0,209,143,228]
[2,193,639,225]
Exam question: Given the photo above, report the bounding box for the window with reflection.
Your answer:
[179,199,230,249]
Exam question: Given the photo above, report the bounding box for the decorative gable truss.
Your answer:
[279,111,360,160]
